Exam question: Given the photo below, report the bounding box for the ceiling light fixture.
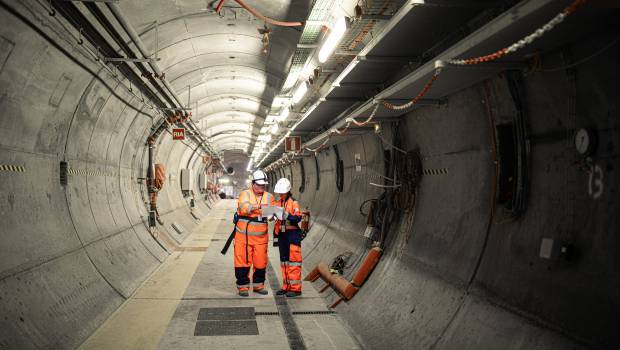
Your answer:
[318,17,348,63]
[278,107,290,122]
[292,83,308,104]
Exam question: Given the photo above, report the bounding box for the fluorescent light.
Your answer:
[246,159,253,171]
[278,107,290,122]
[271,123,279,134]
[218,178,230,184]
[319,17,347,63]
[292,83,308,104]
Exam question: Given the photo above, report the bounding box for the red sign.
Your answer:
[172,128,185,140]
[285,136,301,152]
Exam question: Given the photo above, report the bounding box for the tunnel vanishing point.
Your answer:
[0,0,619,349]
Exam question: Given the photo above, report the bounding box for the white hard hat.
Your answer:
[274,178,291,194]
[252,170,268,185]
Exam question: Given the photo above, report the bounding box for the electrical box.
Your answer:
[180,168,193,191]
[198,173,207,190]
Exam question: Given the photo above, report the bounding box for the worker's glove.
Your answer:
[273,237,279,247]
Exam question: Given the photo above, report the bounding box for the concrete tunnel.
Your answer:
[0,0,619,349]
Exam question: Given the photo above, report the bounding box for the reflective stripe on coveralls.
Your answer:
[235,188,275,291]
[276,196,303,292]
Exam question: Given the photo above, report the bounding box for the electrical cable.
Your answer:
[376,132,407,154]
[369,182,401,188]
[0,0,157,119]
[216,0,304,27]
[542,35,620,72]
[264,0,588,170]
[359,198,377,217]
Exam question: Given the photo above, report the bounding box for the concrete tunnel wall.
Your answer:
[274,38,620,349]
[1,2,619,350]
[0,8,217,349]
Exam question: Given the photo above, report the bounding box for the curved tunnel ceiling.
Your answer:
[118,0,305,155]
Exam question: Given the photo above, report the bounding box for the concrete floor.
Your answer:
[79,200,361,350]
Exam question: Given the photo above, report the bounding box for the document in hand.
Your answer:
[261,205,284,220]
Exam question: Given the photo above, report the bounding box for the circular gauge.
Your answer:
[574,128,596,156]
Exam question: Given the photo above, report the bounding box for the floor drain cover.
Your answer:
[194,307,258,336]
[194,320,258,336]
[198,307,255,321]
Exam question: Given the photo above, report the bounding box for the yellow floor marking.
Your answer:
[78,298,179,350]
[79,217,218,350]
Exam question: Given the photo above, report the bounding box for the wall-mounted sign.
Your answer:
[285,136,301,152]
[172,128,185,140]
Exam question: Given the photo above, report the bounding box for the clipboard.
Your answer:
[260,205,284,220]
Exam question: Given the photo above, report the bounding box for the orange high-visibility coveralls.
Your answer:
[274,197,303,292]
[235,188,275,292]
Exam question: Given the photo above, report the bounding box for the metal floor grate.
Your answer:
[194,307,258,336]
[194,320,258,336]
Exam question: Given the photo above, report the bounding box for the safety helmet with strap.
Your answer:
[252,170,268,185]
[274,178,291,194]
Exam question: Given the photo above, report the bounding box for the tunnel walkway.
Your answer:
[78,200,360,350]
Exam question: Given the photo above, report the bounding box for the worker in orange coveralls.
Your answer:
[234,170,275,297]
[273,178,303,297]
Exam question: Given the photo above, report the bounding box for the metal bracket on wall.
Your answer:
[59,161,68,185]
[171,222,185,234]
[102,57,161,63]
[333,145,344,192]
[160,107,192,111]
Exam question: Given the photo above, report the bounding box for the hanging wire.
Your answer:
[376,132,407,154]
[369,182,401,188]
[216,0,304,27]
[266,0,589,170]
[542,35,620,72]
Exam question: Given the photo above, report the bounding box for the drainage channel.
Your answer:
[266,261,307,350]
[255,310,336,316]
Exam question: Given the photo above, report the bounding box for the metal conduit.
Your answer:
[51,1,165,109]
[83,3,178,109]
[106,3,218,158]
[107,3,185,109]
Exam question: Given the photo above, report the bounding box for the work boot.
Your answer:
[253,288,268,295]
[276,289,288,296]
[238,290,249,297]
[286,291,302,298]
